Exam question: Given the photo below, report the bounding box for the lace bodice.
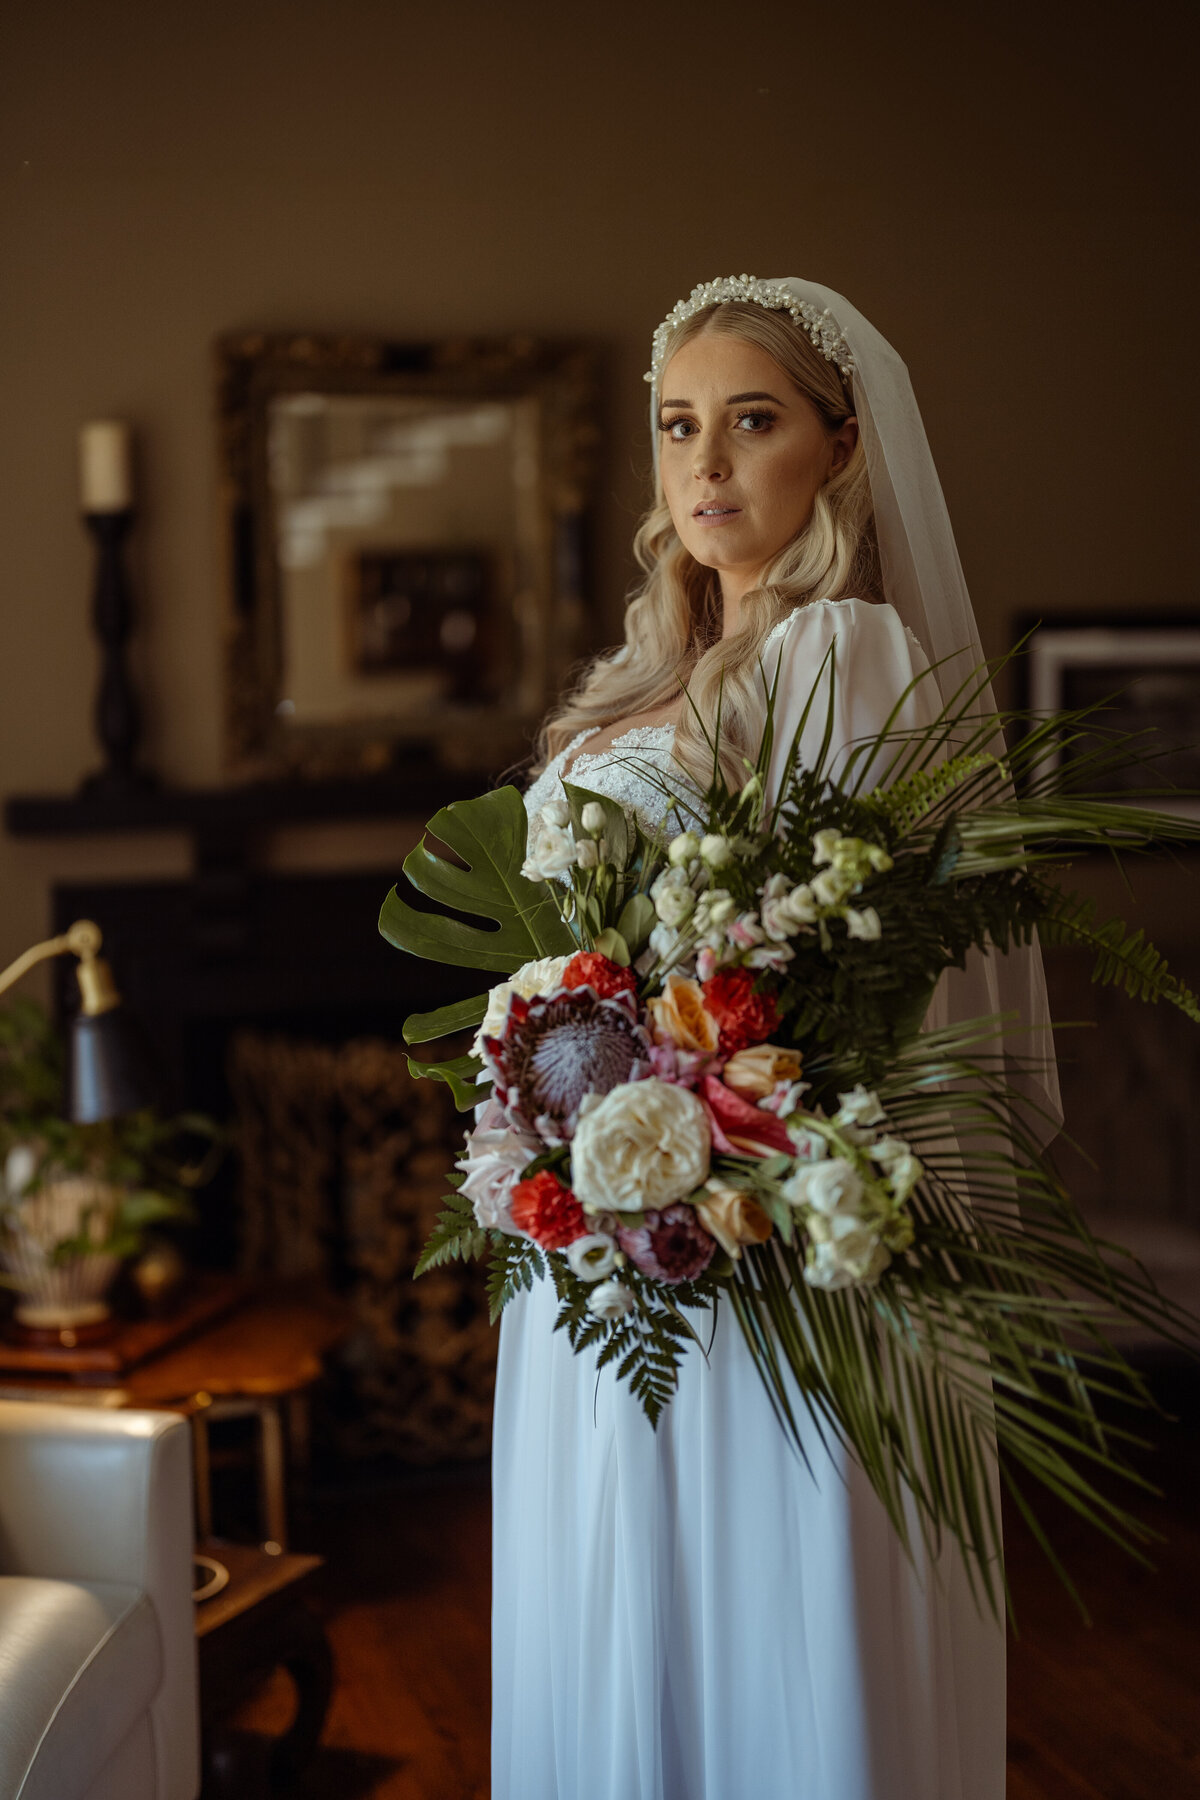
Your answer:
[523,722,682,835]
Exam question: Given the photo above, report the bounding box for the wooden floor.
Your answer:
[223,1368,1200,1799]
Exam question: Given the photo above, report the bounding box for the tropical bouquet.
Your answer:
[380,654,1200,1612]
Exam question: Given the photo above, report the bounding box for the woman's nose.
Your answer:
[692,438,730,481]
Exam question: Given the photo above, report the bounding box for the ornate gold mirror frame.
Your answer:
[215,332,600,781]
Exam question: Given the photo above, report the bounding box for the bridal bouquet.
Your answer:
[380,656,1200,1611]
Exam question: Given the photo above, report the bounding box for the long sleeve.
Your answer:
[764,597,941,802]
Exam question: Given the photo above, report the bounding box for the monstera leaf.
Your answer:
[379,786,574,979]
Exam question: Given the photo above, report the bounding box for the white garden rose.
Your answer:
[472,954,571,1054]
[566,1233,619,1282]
[587,1278,635,1319]
[571,1079,710,1213]
[789,1157,865,1216]
[804,1213,892,1290]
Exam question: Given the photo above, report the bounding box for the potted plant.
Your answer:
[0,995,221,1332]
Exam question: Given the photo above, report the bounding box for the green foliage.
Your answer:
[403,993,488,1046]
[877,752,1002,833]
[486,1232,545,1323]
[413,1179,486,1276]
[405,1052,484,1111]
[379,786,574,975]
[551,1260,719,1428]
[1039,892,1200,1020]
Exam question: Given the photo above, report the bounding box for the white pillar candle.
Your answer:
[79,420,133,512]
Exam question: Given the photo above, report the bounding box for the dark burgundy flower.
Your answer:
[617,1204,717,1284]
[483,988,651,1142]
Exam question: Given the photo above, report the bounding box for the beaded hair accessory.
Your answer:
[645,274,856,390]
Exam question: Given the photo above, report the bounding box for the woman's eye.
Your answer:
[735,410,776,433]
[660,417,695,440]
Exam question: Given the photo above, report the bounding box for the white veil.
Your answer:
[649,274,1062,1142]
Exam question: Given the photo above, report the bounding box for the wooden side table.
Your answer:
[194,1537,334,1795]
[0,1277,350,1549]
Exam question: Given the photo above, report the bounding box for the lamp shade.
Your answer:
[68,1005,162,1123]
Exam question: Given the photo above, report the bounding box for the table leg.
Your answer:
[256,1398,289,1551]
[190,1409,214,1541]
[268,1603,335,1793]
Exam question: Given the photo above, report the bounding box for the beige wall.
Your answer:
[1,0,1196,992]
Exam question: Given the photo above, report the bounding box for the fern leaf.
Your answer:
[881,753,1001,834]
[1041,893,1200,1020]
[414,1186,486,1276]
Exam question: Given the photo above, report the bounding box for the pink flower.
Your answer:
[700,1074,795,1157]
[647,1041,713,1089]
[617,1205,716,1284]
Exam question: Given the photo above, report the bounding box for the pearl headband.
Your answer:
[645,274,856,391]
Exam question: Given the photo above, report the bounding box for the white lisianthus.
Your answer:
[472,953,571,1054]
[575,837,600,870]
[572,1079,710,1213]
[668,830,701,867]
[786,1122,829,1163]
[845,906,882,941]
[804,1215,892,1290]
[865,843,894,873]
[651,867,696,928]
[580,801,607,835]
[699,833,735,869]
[869,1136,923,1201]
[836,1084,887,1129]
[646,920,687,968]
[522,812,578,881]
[795,1157,866,1216]
[456,1123,539,1231]
[566,1233,620,1282]
[812,829,842,867]
[588,1278,636,1320]
[693,888,736,939]
[811,867,851,907]
[3,1143,37,1200]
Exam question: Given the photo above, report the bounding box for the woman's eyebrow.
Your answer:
[659,389,788,409]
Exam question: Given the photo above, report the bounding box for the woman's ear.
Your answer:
[830,415,859,475]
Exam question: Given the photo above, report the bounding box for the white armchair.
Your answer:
[0,1402,199,1800]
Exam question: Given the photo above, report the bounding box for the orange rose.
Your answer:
[693,1178,775,1260]
[722,1043,804,1100]
[646,974,720,1055]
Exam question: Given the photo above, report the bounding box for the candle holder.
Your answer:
[79,508,156,799]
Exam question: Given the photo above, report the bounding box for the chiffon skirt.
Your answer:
[491,1271,1005,1800]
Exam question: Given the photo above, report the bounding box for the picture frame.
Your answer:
[1015,613,1200,816]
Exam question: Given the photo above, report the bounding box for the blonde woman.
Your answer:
[495,277,1056,1800]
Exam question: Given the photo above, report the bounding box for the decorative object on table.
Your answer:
[215,331,599,781]
[1017,612,1200,816]
[381,656,1200,1616]
[0,920,222,1338]
[78,419,155,799]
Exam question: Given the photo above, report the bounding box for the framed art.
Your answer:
[1016,614,1200,815]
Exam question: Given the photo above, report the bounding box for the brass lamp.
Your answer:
[0,919,159,1121]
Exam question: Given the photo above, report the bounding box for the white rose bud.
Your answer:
[566,1233,619,1282]
[668,831,701,867]
[588,1278,636,1320]
[699,833,735,869]
[580,801,607,835]
[543,797,571,828]
[575,837,600,870]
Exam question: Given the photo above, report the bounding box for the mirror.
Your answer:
[216,332,600,779]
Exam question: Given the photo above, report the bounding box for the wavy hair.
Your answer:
[536,300,881,789]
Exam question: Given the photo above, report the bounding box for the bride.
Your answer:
[493,276,1053,1800]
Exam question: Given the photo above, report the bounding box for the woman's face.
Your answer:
[657,331,857,616]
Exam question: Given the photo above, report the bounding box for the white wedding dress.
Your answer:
[492,598,1006,1800]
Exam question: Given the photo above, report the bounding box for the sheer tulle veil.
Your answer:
[649,274,1062,1141]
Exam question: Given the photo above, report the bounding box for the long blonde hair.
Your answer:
[537,300,880,788]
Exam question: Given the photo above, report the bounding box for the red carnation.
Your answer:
[510,1169,588,1250]
[701,967,779,1056]
[561,952,638,1002]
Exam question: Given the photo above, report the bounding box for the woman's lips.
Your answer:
[692,505,742,527]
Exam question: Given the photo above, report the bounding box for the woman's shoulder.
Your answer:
[766,597,927,662]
